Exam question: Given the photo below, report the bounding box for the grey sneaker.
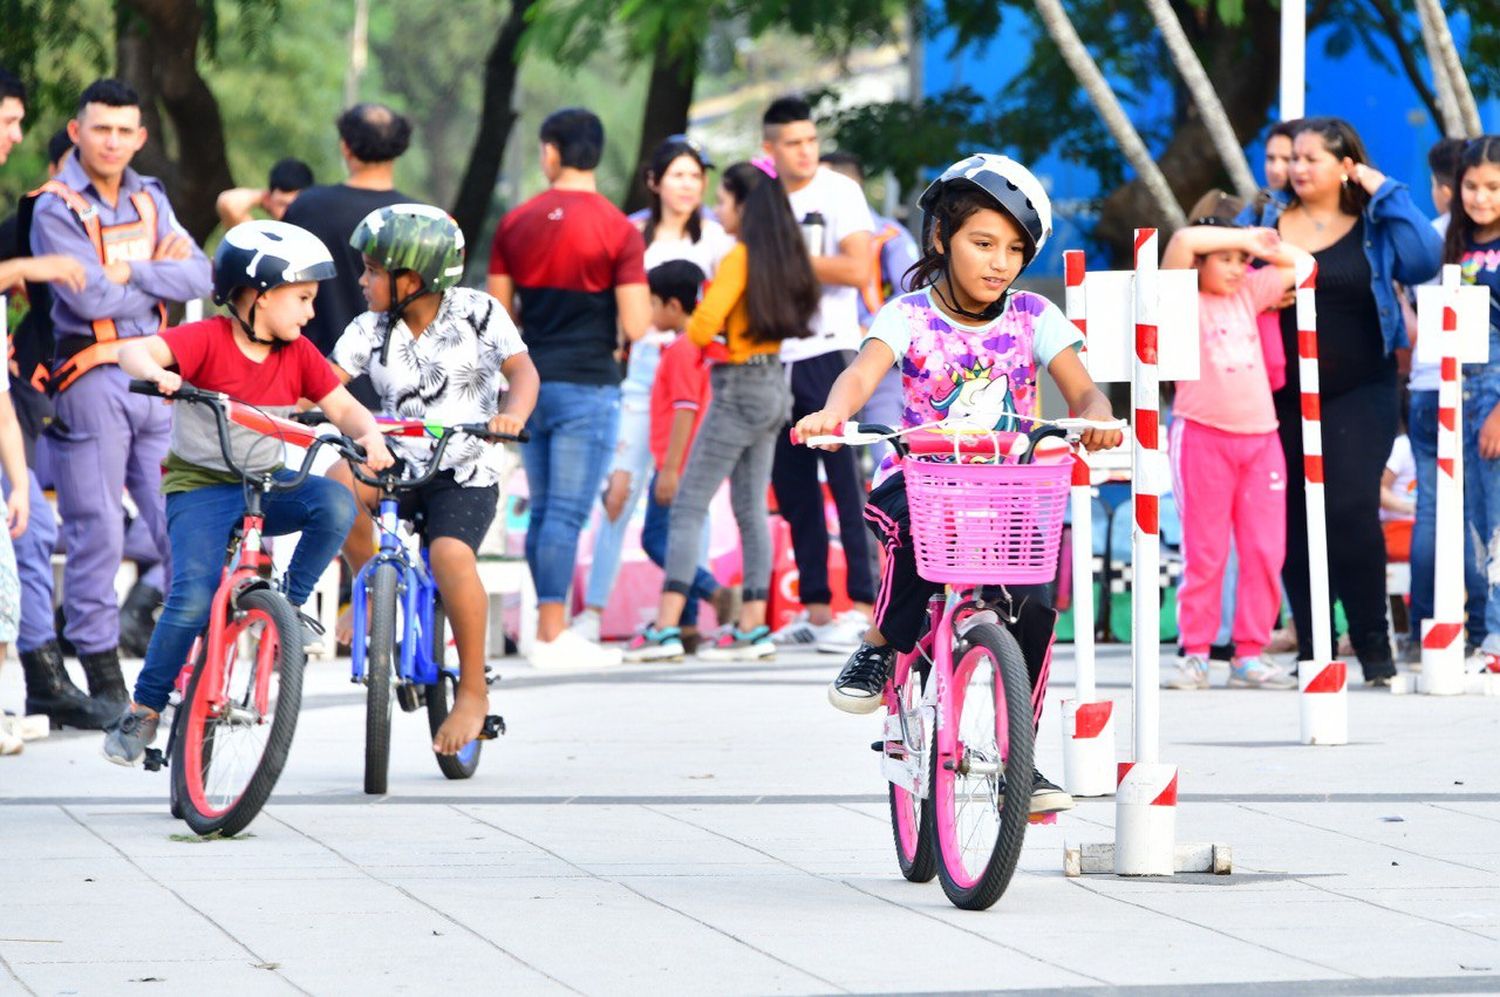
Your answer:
[1165,654,1210,690]
[1228,655,1298,689]
[1030,769,1076,814]
[102,704,161,767]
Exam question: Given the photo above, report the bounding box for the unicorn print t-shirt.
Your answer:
[865,288,1082,477]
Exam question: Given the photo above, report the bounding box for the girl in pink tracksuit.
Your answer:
[1162,192,1312,690]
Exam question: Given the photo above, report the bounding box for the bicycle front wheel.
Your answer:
[364,562,398,795]
[932,622,1034,910]
[171,588,305,837]
[887,649,935,883]
[425,598,483,780]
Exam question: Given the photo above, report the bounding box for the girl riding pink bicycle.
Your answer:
[795,154,1123,816]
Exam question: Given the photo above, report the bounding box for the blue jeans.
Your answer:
[5,470,57,653]
[584,390,653,609]
[1410,390,1486,645]
[133,472,356,712]
[522,381,620,604]
[1463,377,1500,654]
[642,472,718,627]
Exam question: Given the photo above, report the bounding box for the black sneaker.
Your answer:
[1030,769,1075,814]
[828,642,896,715]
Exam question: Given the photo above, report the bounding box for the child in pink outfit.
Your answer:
[1162,194,1311,690]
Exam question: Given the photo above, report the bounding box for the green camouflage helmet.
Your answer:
[350,202,466,293]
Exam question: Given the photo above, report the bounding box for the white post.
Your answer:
[1422,263,1468,694]
[1114,229,1176,876]
[1131,230,1162,766]
[185,299,204,323]
[1060,250,1115,798]
[1295,258,1349,743]
[1279,0,1306,120]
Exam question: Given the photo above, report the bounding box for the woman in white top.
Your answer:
[574,136,732,642]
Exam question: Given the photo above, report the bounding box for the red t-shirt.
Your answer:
[489,189,647,386]
[649,333,711,471]
[158,318,342,490]
[162,317,340,404]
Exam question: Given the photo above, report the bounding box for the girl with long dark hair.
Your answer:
[626,161,819,661]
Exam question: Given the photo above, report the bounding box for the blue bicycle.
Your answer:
[322,415,524,794]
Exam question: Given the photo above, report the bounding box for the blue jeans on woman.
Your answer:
[1410,389,1487,647]
[133,472,356,713]
[522,381,621,604]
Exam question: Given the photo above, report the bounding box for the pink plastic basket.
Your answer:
[903,456,1071,585]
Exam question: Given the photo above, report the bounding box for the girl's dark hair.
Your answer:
[904,184,1004,292]
[1444,135,1500,265]
[643,141,706,246]
[719,162,818,344]
[1286,116,1373,217]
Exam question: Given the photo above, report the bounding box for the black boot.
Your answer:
[80,647,129,715]
[21,641,113,730]
[118,581,163,658]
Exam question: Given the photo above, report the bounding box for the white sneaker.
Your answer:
[527,629,622,671]
[816,610,870,655]
[1165,654,1210,690]
[771,611,821,647]
[570,608,602,644]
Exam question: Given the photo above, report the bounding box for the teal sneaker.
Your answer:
[697,625,774,662]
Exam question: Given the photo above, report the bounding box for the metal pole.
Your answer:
[1131,230,1161,766]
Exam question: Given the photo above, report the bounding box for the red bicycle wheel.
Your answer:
[171,588,305,837]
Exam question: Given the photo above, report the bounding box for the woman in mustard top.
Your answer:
[627,161,820,661]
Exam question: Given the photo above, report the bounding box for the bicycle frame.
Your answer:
[882,588,1008,802]
[349,496,456,691]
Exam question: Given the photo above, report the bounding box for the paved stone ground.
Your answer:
[2,644,1498,995]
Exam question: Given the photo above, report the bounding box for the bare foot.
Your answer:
[335,605,355,646]
[432,688,488,755]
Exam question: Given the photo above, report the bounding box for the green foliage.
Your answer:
[813,86,1001,193]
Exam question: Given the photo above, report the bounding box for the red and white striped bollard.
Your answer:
[1295,257,1349,743]
[1060,249,1116,797]
[1115,229,1176,875]
[1421,262,1467,694]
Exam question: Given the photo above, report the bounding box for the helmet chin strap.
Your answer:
[378,271,427,367]
[234,293,281,348]
[932,266,1007,323]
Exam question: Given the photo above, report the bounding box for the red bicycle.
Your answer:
[130,380,367,836]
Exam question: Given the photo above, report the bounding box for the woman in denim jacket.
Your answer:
[1272,116,1441,686]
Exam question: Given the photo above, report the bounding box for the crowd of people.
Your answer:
[0,65,1496,814]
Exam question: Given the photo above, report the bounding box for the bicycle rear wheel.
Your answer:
[171,588,305,837]
[887,649,935,882]
[426,598,482,780]
[364,563,398,795]
[932,622,1034,910]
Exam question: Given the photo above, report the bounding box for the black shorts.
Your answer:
[392,465,498,552]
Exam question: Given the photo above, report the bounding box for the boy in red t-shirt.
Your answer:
[103,221,392,766]
[626,260,727,661]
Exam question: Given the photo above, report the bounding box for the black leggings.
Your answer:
[1275,376,1398,677]
[771,351,877,606]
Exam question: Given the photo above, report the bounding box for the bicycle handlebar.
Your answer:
[792,417,1126,464]
[346,422,528,493]
[128,379,368,490]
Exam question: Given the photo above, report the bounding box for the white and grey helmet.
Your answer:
[212,220,337,305]
[918,154,1054,265]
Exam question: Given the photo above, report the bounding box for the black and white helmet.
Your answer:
[918,154,1053,265]
[213,220,337,305]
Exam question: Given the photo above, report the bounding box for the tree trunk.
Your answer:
[1093,5,1280,260]
[1414,0,1481,137]
[623,32,700,215]
[116,0,235,244]
[1142,0,1258,201]
[451,0,536,267]
[1032,0,1186,229]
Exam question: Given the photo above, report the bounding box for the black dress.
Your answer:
[1273,217,1398,678]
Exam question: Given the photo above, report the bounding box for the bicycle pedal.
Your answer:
[395,683,426,713]
[478,714,506,740]
[142,748,166,772]
[484,668,499,687]
[870,740,885,753]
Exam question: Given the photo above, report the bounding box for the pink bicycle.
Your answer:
[802,417,1116,909]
